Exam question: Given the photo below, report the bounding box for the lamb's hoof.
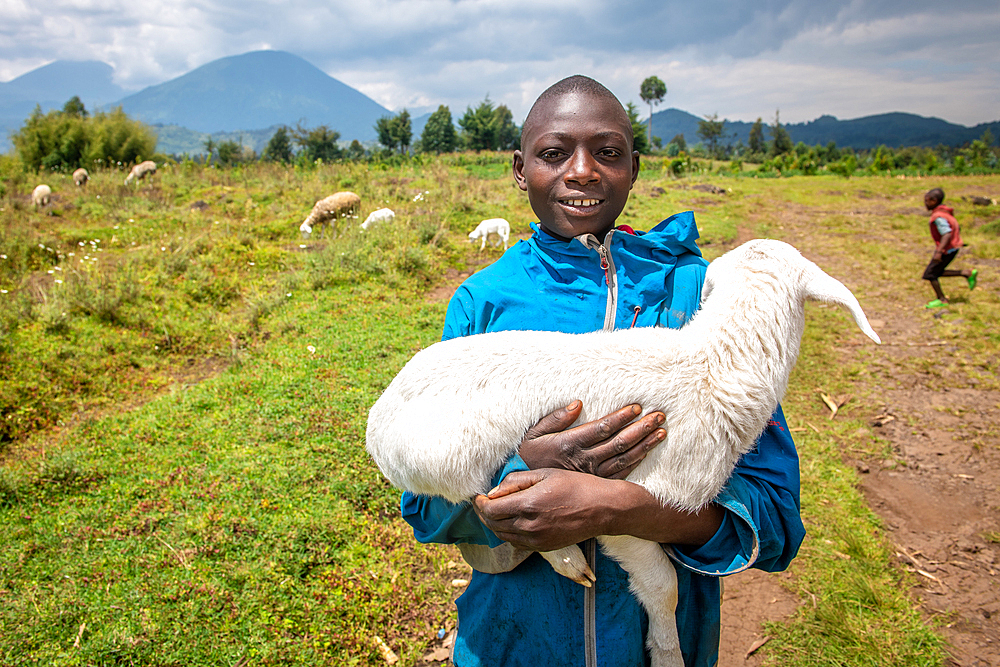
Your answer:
[543,547,596,587]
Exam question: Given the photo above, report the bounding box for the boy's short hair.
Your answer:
[926,187,945,204]
[520,75,633,151]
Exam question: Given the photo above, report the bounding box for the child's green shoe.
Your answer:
[926,299,947,308]
[968,269,978,290]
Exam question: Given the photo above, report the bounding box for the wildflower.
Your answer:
[307,345,316,354]
[54,279,63,284]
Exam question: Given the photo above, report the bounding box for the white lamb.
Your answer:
[300,191,361,237]
[32,184,52,209]
[468,218,510,250]
[73,168,89,187]
[360,207,395,230]
[124,160,156,185]
[366,239,881,667]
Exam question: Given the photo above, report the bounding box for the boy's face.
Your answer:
[513,91,639,239]
[924,193,941,210]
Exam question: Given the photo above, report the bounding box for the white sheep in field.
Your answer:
[468,218,510,250]
[299,191,361,238]
[366,239,881,667]
[73,168,89,187]
[124,160,156,185]
[360,207,395,230]
[32,184,52,209]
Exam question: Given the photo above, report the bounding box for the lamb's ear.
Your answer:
[804,264,881,344]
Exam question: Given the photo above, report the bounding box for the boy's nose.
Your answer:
[565,149,600,185]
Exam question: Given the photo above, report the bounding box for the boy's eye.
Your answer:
[598,148,622,158]
[539,149,565,160]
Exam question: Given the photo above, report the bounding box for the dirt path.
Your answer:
[726,195,1000,667]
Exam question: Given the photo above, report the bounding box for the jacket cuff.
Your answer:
[667,484,760,576]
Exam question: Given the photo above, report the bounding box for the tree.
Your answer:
[216,139,244,166]
[697,113,726,159]
[458,97,519,151]
[203,137,217,163]
[262,126,294,163]
[346,139,366,160]
[748,118,765,155]
[639,76,667,147]
[770,110,793,156]
[293,123,342,162]
[375,109,412,153]
[625,102,649,155]
[420,105,458,154]
[62,96,87,119]
[670,133,687,152]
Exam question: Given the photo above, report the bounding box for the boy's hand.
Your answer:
[518,401,666,479]
[473,469,617,551]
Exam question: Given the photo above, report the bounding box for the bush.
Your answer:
[11,104,157,172]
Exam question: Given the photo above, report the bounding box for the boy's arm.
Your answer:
[473,406,804,573]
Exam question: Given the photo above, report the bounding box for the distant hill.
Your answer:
[0,60,131,151]
[113,50,390,142]
[651,108,1000,151]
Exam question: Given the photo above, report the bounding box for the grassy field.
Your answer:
[1,156,997,665]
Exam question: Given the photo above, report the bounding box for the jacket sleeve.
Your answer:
[669,404,804,575]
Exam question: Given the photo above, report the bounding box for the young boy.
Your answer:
[401,75,804,667]
[923,187,978,308]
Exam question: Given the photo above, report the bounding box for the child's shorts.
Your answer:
[922,249,958,280]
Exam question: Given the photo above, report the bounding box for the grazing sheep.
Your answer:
[32,184,52,209]
[360,207,395,230]
[124,160,157,185]
[73,168,89,187]
[468,218,510,250]
[299,191,361,237]
[366,239,880,667]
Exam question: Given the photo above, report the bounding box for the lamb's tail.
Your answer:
[804,262,881,344]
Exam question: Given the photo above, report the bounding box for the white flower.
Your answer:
[54,279,63,284]
[307,345,316,354]
[286,293,292,297]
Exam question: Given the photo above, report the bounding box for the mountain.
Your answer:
[0,60,131,151]
[651,108,1000,151]
[113,50,390,141]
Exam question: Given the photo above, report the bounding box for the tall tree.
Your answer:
[293,123,342,162]
[670,133,687,152]
[458,97,519,151]
[639,76,667,147]
[420,105,457,154]
[62,96,87,119]
[747,118,765,155]
[262,126,294,163]
[697,113,726,159]
[375,109,412,153]
[770,110,793,156]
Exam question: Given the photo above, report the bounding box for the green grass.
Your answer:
[3,159,997,665]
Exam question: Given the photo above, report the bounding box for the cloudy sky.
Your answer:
[2,0,999,126]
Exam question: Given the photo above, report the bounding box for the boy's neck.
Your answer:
[540,223,615,243]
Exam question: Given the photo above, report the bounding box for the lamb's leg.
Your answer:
[540,545,596,587]
[598,535,682,667]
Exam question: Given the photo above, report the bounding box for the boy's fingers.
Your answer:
[522,400,584,440]
[484,470,548,499]
[565,404,643,449]
[599,428,666,479]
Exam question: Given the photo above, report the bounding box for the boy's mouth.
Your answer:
[559,198,603,209]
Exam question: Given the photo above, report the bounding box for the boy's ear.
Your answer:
[512,150,528,192]
[630,150,640,188]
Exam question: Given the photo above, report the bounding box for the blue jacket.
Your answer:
[401,212,805,667]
